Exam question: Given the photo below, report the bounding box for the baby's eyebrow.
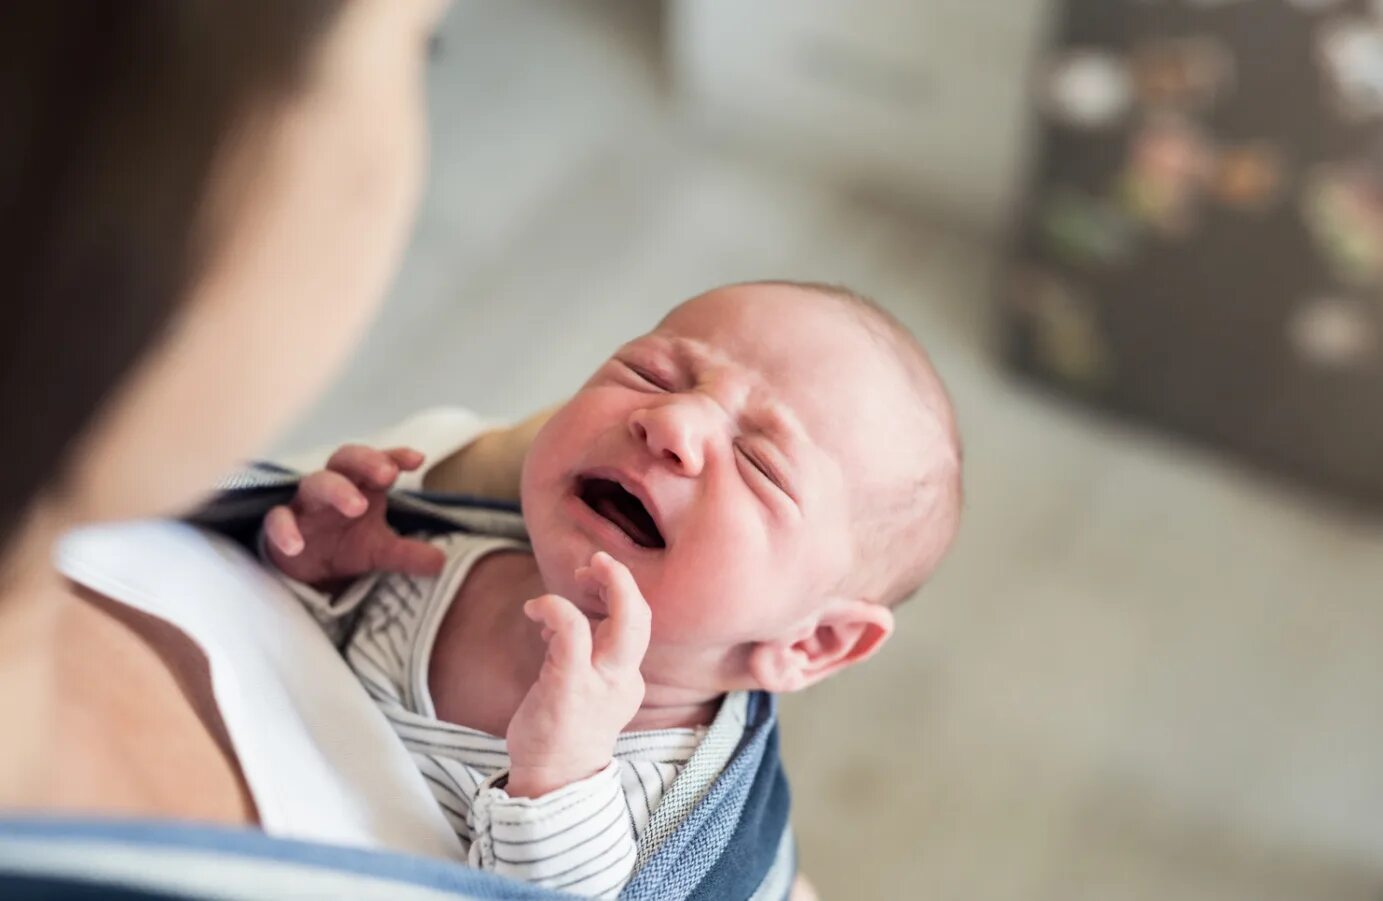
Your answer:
[624,334,697,370]
[664,335,710,369]
[745,399,806,452]
[652,334,809,449]
[620,334,667,355]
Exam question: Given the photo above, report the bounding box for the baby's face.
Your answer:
[521,285,914,659]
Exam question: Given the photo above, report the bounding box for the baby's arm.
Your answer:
[467,552,651,897]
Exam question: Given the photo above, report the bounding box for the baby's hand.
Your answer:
[505,552,651,798]
[264,444,446,587]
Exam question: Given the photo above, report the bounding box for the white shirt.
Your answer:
[50,409,503,857]
[55,520,465,859]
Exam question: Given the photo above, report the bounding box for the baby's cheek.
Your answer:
[643,568,757,645]
[647,599,726,646]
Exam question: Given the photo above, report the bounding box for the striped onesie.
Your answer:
[276,530,726,898]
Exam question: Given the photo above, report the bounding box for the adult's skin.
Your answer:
[0,5,816,894]
[0,0,451,815]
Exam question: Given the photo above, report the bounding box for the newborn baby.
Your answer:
[262,281,962,897]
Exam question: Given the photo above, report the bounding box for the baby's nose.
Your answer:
[628,405,704,476]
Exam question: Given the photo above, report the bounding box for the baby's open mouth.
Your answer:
[578,477,665,549]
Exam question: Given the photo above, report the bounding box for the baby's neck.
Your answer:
[428,548,723,737]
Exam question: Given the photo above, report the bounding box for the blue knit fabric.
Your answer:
[623,693,787,899]
[0,702,788,900]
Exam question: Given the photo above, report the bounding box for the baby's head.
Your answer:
[521,281,961,693]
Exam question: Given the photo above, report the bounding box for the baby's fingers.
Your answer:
[326,444,403,491]
[264,505,304,557]
[587,553,651,672]
[296,470,368,518]
[383,447,426,472]
[523,594,593,672]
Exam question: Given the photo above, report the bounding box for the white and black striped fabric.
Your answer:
[275,531,721,899]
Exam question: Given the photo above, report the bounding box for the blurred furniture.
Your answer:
[1004,0,1383,509]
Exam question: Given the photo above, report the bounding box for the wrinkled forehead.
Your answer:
[655,286,911,481]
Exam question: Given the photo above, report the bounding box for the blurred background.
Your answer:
[282,1,1383,898]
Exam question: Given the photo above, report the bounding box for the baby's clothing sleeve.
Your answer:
[467,761,638,899]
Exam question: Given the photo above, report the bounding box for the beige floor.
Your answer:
[284,3,1383,898]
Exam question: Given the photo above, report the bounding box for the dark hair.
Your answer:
[0,1,346,552]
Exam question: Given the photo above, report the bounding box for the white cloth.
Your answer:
[272,529,710,898]
[55,521,464,859]
[51,408,499,856]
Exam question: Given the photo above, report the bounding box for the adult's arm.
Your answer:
[275,406,556,502]
[420,407,555,500]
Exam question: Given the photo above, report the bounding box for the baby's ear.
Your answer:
[747,598,894,693]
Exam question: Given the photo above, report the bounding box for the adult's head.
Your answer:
[0,0,448,564]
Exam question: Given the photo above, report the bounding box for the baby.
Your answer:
[261,280,961,897]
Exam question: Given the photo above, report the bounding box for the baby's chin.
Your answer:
[525,523,592,599]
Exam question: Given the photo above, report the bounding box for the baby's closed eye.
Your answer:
[734,440,792,499]
[622,360,675,392]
